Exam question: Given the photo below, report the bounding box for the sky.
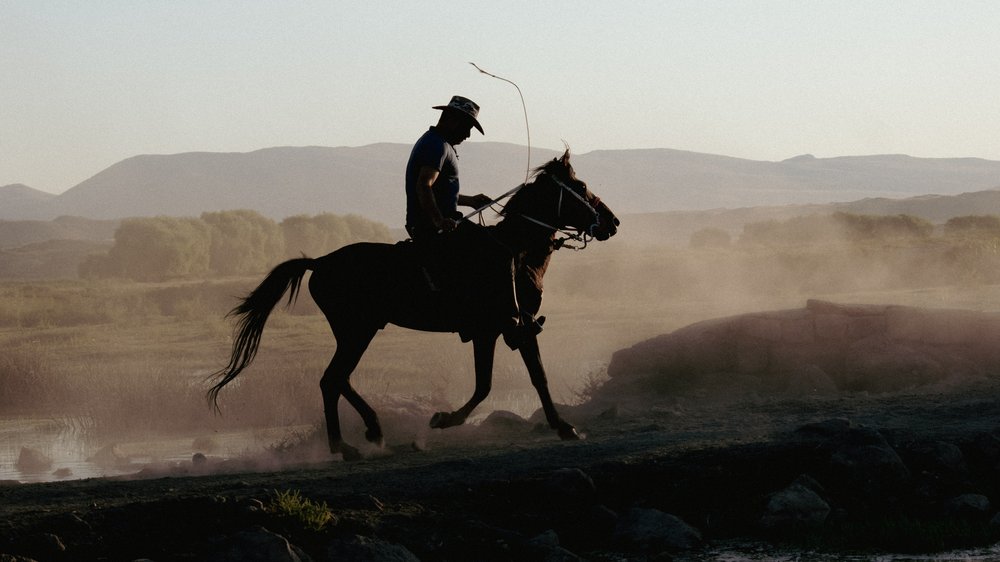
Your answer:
[2,1,999,194]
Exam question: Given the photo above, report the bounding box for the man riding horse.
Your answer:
[405,95,542,349]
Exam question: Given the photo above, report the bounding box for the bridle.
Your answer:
[460,167,603,250]
[507,173,602,250]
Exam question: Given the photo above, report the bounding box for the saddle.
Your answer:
[395,222,522,343]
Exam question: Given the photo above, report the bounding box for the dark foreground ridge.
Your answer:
[4,389,1000,561]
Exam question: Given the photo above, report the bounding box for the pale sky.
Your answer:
[2,1,999,194]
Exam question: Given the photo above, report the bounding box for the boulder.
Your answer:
[15,447,52,472]
[759,481,831,531]
[542,468,597,507]
[829,441,910,495]
[599,301,1000,405]
[613,507,701,552]
[324,535,418,562]
[526,531,581,562]
[210,526,311,562]
[906,441,968,479]
[479,410,533,433]
[945,494,992,518]
[88,443,131,468]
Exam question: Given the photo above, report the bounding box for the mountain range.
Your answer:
[4,144,1000,227]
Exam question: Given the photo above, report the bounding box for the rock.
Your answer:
[192,452,208,466]
[479,410,533,432]
[324,535,419,561]
[15,447,52,472]
[543,468,597,507]
[50,512,92,533]
[760,481,831,531]
[613,507,702,553]
[830,441,910,495]
[526,531,581,562]
[792,474,828,497]
[52,467,73,479]
[945,494,992,518]
[88,443,131,468]
[210,526,311,562]
[597,405,619,419]
[794,418,852,440]
[528,529,560,547]
[18,533,65,559]
[970,433,1000,465]
[907,441,968,479]
[599,302,1000,406]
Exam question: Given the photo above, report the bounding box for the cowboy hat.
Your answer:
[433,95,484,134]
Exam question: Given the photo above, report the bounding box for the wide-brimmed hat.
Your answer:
[433,95,484,134]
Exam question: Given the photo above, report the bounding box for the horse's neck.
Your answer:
[492,217,556,270]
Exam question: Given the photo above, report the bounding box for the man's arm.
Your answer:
[415,165,454,232]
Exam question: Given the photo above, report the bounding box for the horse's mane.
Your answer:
[502,150,576,217]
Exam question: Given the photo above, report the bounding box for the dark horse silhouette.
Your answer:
[208,150,619,460]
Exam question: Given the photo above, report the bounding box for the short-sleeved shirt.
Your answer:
[405,127,460,232]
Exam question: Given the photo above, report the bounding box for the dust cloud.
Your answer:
[6,210,1000,481]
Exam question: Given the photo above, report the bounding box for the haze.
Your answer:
[3,2,1000,195]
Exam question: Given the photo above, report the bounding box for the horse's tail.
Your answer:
[207,257,314,410]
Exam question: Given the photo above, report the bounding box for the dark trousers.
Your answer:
[406,222,520,333]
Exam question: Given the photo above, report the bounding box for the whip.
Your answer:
[462,62,532,221]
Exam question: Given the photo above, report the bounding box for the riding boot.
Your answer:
[500,264,531,350]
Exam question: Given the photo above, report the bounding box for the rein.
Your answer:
[506,174,602,251]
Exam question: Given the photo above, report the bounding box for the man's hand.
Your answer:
[460,193,494,210]
[436,217,459,233]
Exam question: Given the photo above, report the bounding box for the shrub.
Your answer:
[267,489,335,532]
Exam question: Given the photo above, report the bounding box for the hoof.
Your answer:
[558,425,581,441]
[333,443,362,461]
[429,411,464,429]
[365,428,385,447]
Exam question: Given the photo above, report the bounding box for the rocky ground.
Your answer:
[4,381,1000,561]
[5,301,1000,561]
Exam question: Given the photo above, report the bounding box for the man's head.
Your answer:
[433,95,483,145]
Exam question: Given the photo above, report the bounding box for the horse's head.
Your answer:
[505,150,619,242]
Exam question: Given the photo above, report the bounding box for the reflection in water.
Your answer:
[694,542,1000,561]
[0,417,99,482]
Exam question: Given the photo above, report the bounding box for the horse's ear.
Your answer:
[559,148,571,167]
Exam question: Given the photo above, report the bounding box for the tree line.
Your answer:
[80,210,392,281]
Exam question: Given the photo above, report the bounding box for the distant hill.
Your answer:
[0,184,56,220]
[0,216,118,250]
[4,145,999,226]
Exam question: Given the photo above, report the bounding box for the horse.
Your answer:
[207,149,619,460]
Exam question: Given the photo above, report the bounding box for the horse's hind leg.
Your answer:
[320,328,379,460]
[430,335,497,429]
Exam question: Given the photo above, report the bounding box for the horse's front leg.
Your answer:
[430,335,497,429]
[519,334,580,440]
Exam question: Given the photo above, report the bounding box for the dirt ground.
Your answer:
[4,375,1000,561]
